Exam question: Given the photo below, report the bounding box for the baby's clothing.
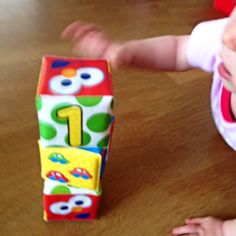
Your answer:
[187,18,236,151]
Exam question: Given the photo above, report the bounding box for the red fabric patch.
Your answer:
[214,0,235,16]
[221,86,236,122]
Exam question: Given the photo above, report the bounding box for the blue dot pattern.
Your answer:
[52,60,70,68]
[81,73,91,80]
[76,213,90,219]
[61,79,72,86]
[75,200,84,205]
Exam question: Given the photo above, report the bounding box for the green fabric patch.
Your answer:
[87,113,112,132]
[97,135,110,148]
[82,131,91,145]
[39,121,57,140]
[65,134,69,145]
[76,97,102,107]
[36,96,42,111]
[51,185,71,194]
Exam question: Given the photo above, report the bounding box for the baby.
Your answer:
[61,7,236,236]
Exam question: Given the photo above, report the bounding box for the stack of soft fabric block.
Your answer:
[36,56,115,221]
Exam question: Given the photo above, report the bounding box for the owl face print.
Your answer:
[37,57,113,96]
[49,67,104,95]
[44,194,100,220]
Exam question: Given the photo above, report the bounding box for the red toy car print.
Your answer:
[70,168,93,180]
[46,171,69,183]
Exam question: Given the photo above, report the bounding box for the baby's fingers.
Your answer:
[61,20,84,39]
[72,31,110,58]
[172,224,199,235]
[71,23,99,43]
[185,217,207,225]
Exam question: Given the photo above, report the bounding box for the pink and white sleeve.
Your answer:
[187,18,228,73]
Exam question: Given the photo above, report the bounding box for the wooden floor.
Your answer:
[1,0,236,235]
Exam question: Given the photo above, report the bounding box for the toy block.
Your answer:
[43,180,101,221]
[80,147,108,178]
[36,56,115,148]
[39,143,103,191]
[214,0,235,15]
[36,56,115,221]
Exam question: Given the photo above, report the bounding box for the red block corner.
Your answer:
[214,0,235,15]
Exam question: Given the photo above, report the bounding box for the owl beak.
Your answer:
[62,68,77,78]
[72,207,82,213]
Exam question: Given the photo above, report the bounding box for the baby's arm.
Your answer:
[172,217,236,236]
[61,21,192,71]
[172,217,224,236]
[223,219,236,236]
[113,35,191,71]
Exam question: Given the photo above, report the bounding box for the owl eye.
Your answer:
[69,195,92,208]
[75,200,83,205]
[49,75,82,95]
[80,73,91,80]
[61,79,72,86]
[78,68,104,86]
[50,202,71,215]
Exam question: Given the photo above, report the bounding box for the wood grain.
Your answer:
[1,0,236,235]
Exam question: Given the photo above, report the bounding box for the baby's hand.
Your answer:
[61,20,131,69]
[172,217,224,236]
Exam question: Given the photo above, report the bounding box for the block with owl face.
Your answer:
[36,56,114,150]
[43,180,101,221]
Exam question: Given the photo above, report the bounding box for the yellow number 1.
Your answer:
[57,106,82,146]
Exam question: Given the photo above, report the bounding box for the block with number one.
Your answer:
[36,56,114,149]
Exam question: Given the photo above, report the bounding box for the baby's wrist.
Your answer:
[105,42,130,69]
[105,42,122,57]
